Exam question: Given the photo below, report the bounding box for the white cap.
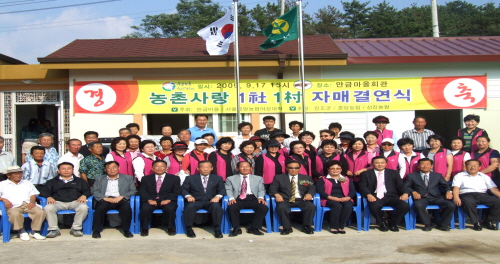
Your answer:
[194,139,209,145]
[381,138,394,144]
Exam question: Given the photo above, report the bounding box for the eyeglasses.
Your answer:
[287,167,300,170]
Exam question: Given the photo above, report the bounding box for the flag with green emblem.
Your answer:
[260,6,299,50]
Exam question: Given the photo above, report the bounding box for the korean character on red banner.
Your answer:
[353,90,370,102]
[393,89,411,101]
[374,90,391,102]
[332,91,350,103]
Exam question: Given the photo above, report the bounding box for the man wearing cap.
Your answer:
[182,139,209,175]
[0,136,16,181]
[0,165,47,241]
[402,116,435,152]
[254,116,283,141]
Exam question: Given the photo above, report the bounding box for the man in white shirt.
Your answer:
[0,166,46,241]
[452,159,500,231]
[57,139,84,177]
[0,136,16,181]
[283,120,303,150]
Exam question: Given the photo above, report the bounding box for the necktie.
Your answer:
[203,176,208,193]
[289,176,296,203]
[424,174,429,187]
[376,171,385,199]
[239,176,247,200]
[156,175,162,199]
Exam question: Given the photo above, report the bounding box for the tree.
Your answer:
[312,5,346,39]
[475,2,500,36]
[341,0,372,38]
[396,4,433,37]
[438,1,481,37]
[363,1,400,38]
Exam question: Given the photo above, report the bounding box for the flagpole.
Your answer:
[233,0,241,132]
[297,0,306,130]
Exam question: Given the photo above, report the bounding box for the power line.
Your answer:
[0,0,57,8]
[0,0,120,15]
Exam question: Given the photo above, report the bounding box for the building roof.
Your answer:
[38,35,347,63]
[334,36,500,64]
[0,53,26,65]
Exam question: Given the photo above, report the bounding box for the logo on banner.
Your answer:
[162,82,176,91]
[443,78,485,107]
[75,83,117,112]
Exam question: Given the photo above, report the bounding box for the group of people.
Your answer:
[0,114,499,241]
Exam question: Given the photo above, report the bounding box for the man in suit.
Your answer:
[139,160,181,236]
[182,160,226,238]
[225,161,268,237]
[269,160,316,235]
[360,156,409,232]
[405,158,455,231]
[91,161,136,238]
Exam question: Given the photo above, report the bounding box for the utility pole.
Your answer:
[281,0,285,15]
[431,0,440,37]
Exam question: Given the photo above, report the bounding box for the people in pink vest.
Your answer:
[105,137,133,176]
[125,135,142,160]
[208,137,235,181]
[397,138,420,180]
[457,114,488,153]
[269,131,290,159]
[316,140,348,176]
[377,138,400,171]
[299,131,318,171]
[316,160,355,234]
[471,136,500,179]
[154,136,173,160]
[255,139,286,192]
[230,140,256,175]
[132,140,158,183]
[165,142,189,184]
[364,131,380,156]
[421,135,453,181]
[287,141,319,179]
[372,115,395,146]
[345,138,371,191]
[182,138,209,175]
[449,137,471,180]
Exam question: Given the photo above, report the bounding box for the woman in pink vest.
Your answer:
[372,115,395,147]
[397,138,420,179]
[421,135,453,181]
[132,140,158,183]
[316,160,355,234]
[154,136,173,160]
[316,139,348,176]
[255,139,286,192]
[449,137,471,180]
[231,140,256,175]
[182,138,209,175]
[287,141,319,179]
[269,131,290,159]
[364,131,380,157]
[105,137,133,176]
[165,142,189,184]
[345,137,371,191]
[299,131,318,168]
[471,136,500,178]
[457,114,488,153]
[208,137,234,181]
[376,138,399,171]
[126,135,142,159]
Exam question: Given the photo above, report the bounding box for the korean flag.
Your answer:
[197,7,235,55]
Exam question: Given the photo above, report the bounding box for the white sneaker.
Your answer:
[19,232,30,241]
[30,232,46,240]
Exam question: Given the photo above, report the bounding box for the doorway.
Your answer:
[415,109,461,144]
[146,114,190,136]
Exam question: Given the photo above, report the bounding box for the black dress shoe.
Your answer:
[167,228,176,236]
[186,229,196,238]
[280,228,291,235]
[214,230,223,238]
[378,223,389,232]
[483,221,498,231]
[434,224,450,231]
[338,230,346,234]
[140,229,149,236]
[92,231,101,238]
[389,225,399,232]
[330,229,339,234]
[229,227,242,237]
[301,225,314,234]
[123,231,134,238]
[247,227,264,236]
[473,223,483,231]
[422,224,432,231]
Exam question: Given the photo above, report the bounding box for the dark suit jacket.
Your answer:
[181,174,226,201]
[268,173,316,200]
[139,173,181,202]
[359,169,408,198]
[91,173,137,201]
[405,171,451,199]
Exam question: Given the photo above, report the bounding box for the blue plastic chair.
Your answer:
[457,204,500,230]
[176,195,225,235]
[221,195,272,234]
[134,195,184,234]
[271,193,319,232]
[408,197,455,230]
[314,192,363,232]
[1,196,47,242]
[86,196,136,234]
[363,197,412,231]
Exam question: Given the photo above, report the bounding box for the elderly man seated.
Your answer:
[452,159,500,231]
[0,165,46,241]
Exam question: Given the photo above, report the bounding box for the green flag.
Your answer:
[260,6,299,51]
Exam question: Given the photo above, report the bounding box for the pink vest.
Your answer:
[451,150,466,178]
[472,148,493,178]
[320,177,352,206]
[315,154,340,176]
[262,153,286,184]
[375,129,393,146]
[403,155,420,179]
[376,151,399,170]
[422,148,448,178]
[278,147,289,159]
[167,155,182,175]
[141,155,155,176]
[289,153,313,176]
[215,151,233,181]
[111,151,133,176]
[458,128,484,153]
[345,151,370,182]
[189,151,208,175]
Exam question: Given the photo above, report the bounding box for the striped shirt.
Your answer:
[401,129,435,152]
